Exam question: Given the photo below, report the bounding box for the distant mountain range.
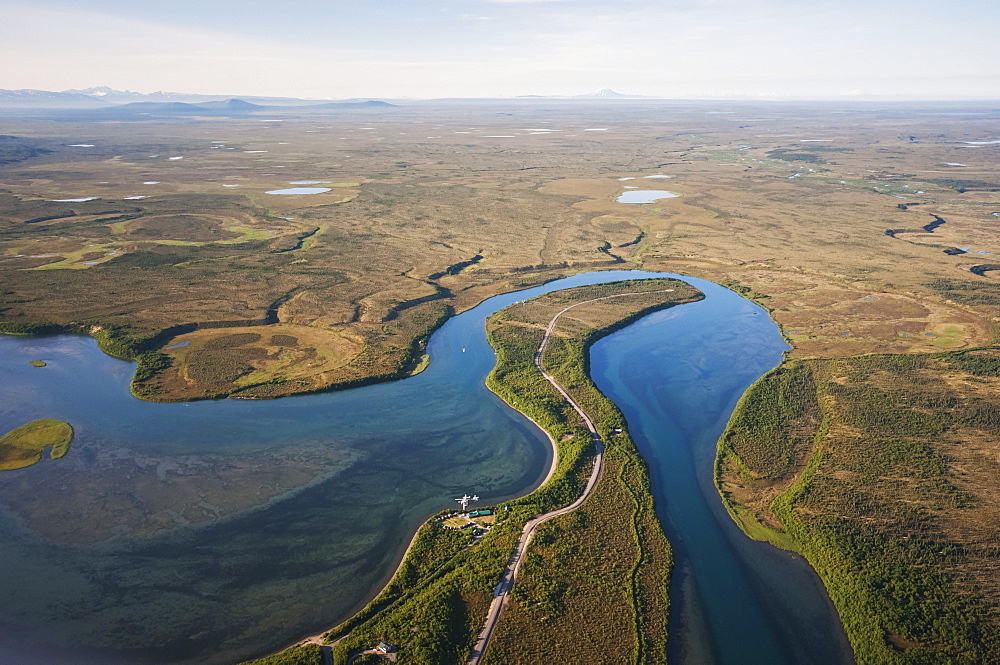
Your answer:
[77,98,396,119]
[61,86,308,105]
[518,88,652,100]
[0,87,397,111]
[576,88,644,99]
[0,86,658,110]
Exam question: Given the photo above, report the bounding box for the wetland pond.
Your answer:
[617,189,680,204]
[265,187,332,195]
[0,270,850,665]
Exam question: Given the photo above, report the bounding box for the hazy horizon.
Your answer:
[2,0,998,101]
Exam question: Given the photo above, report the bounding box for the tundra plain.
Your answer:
[2,100,999,663]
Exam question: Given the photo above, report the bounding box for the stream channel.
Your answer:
[0,270,852,665]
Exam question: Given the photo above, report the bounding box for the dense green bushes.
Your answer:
[719,348,1000,664]
[318,279,695,664]
[718,361,818,480]
[236,644,323,665]
[926,278,1000,308]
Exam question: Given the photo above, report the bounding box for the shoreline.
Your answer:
[294,524,426,649]
[282,372,564,657]
[245,277,696,664]
[0,272,694,665]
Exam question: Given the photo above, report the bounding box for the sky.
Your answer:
[2,0,998,100]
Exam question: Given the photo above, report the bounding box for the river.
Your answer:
[591,276,854,665]
[0,270,850,664]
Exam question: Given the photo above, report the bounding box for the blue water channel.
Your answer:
[0,270,851,665]
[590,276,853,665]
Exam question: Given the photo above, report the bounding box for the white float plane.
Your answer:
[456,493,480,512]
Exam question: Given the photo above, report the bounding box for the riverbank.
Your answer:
[716,351,1000,663]
[280,277,701,665]
[589,274,854,665]
[481,279,701,663]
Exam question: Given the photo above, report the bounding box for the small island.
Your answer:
[0,418,74,471]
[30,359,46,367]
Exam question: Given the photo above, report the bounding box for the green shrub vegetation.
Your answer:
[0,418,74,470]
[919,178,1000,193]
[719,280,770,305]
[351,654,387,665]
[765,149,826,164]
[717,349,1000,664]
[299,278,699,665]
[484,279,701,664]
[235,644,324,665]
[926,278,1000,308]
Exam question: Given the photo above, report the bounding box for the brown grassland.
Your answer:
[3,103,996,402]
[1,100,1000,663]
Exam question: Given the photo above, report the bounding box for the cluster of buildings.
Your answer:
[437,507,498,538]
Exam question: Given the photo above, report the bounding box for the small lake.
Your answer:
[265,187,332,195]
[0,270,850,665]
[617,190,680,204]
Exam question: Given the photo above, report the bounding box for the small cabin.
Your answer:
[375,641,397,654]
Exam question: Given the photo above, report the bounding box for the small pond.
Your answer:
[617,190,680,204]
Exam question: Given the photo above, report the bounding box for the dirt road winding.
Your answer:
[465,288,674,665]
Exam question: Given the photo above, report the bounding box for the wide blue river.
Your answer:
[0,270,851,665]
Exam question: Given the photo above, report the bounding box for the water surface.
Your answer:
[265,187,331,195]
[617,190,680,204]
[0,270,671,665]
[591,276,853,665]
[0,270,850,665]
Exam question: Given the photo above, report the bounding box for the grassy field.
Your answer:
[0,418,74,470]
[236,645,323,665]
[482,279,701,665]
[150,325,366,400]
[2,103,997,403]
[256,279,699,665]
[718,350,1000,663]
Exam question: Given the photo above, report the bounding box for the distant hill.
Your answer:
[0,87,398,111]
[0,89,105,108]
[80,99,266,119]
[60,86,309,106]
[53,97,397,120]
[513,89,653,100]
[303,100,397,109]
[190,99,267,112]
[588,88,629,98]
[573,88,650,99]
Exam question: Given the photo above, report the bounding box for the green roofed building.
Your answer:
[467,509,493,518]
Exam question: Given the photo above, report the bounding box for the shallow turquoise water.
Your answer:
[0,270,851,664]
[0,270,656,664]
